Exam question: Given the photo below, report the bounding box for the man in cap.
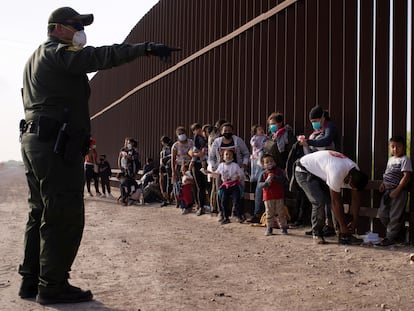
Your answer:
[18,7,180,305]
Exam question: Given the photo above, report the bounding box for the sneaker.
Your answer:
[18,277,38,299]
[292,220,303,227]
[36,283,93,305]
[181,208,189,215]
[237,215,246,223]
[265,227,273,236]
[117,197,127,206]
[338,233,363,245]
[377,237,395,247]
[281,228,288,235]
[96,192,102,197]
[106,193,114,198]
[246,214,261,223]
[160,201,169,207]
[313,235,327,245]
[88,192,93,197]
[210,210,219,216]
[305,230,313,236]
[221,218,230,225]
[196,207,205,216]
[323,226,337,237]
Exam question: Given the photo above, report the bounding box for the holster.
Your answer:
[37,115,61,141]
[54,123,90,163]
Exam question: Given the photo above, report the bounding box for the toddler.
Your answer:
[175,164,194,214]
[258,154,288,236]
[250,124,267,181]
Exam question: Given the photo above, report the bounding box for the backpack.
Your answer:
[286,141,305,183]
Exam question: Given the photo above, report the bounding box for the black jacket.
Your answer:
[23,37,147,136]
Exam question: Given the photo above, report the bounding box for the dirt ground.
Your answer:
[1,163,414,311]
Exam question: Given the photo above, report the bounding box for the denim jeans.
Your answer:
[219,185,241,219]
[253,167,265,216]
[294,169,330,236]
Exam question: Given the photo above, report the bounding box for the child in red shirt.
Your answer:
[258,154,288,236]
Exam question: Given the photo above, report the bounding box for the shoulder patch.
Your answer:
[66,46,80,52]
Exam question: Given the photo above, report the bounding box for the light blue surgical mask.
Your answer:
[224,158,233,163]
[178,134,187,141]
[312,122,322,131]
[269,124,278,134]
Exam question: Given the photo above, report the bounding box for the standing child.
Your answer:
[206,149,245,224]
[258,154,288,236]
[378,136,412,246]
[84,138,101,197]
[175,164,194,214]
[98,154,113,198]
[250,124,268,181]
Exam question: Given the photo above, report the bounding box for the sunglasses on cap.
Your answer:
[63,21,84,31]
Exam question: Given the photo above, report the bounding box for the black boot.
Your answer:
[18,277,38,299]
[36,282,93,305]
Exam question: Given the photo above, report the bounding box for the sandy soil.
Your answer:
[1,163,414,311]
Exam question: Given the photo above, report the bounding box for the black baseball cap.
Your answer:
[48,7,94,26]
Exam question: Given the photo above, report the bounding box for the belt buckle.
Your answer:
[26,122,33,133]
[26,121,35,133]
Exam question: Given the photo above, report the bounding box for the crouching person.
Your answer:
[294,150,368,245]
[117,172,141,206]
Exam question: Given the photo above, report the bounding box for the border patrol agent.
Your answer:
[19,7,180,305]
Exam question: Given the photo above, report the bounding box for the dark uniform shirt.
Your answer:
[23,37,147,136]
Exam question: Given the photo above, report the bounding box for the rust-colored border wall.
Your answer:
[88,0,413,230]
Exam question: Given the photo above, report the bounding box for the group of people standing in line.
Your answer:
[157,108,342,241]
[84,105,412,249]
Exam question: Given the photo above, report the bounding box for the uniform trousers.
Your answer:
[19,133,85,293]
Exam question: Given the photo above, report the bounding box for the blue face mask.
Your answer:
[178,134,187,141]
[269,124,278,134]
[312,122,322,131]
[224,158,233,163]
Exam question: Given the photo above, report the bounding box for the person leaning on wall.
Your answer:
[18,6,180,305]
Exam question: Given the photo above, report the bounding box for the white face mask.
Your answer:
[72,30,87,48]
[178,134,187,142]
